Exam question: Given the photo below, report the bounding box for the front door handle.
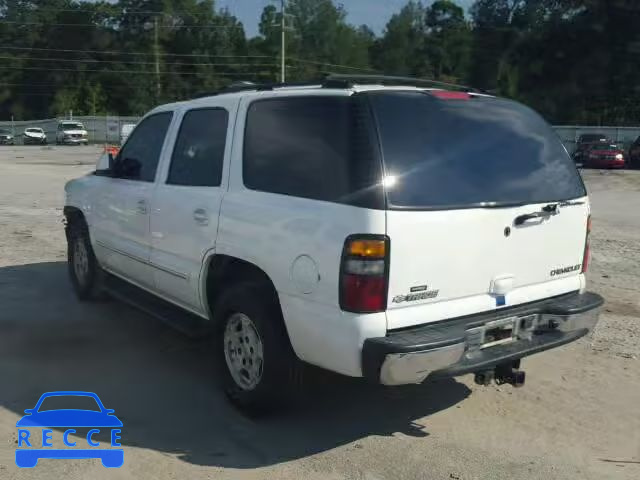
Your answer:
[193,208,209,226]
[137,199,148,215]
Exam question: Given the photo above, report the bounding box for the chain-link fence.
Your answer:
[0,116,141,145]
[1,116,639,152]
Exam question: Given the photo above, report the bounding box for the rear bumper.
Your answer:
[363,291,604,385]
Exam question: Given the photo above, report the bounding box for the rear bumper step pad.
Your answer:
[362,291,604,385]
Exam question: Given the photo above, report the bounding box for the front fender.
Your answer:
[64,175,98,226]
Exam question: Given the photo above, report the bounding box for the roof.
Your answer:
[191,74,485,101]
[148,74,492,116]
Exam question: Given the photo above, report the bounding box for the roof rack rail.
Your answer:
[194,80,323,99]
[322,74,478,92]
[192,75,483,99]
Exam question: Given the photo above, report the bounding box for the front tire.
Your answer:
[67,219,106,301]
[215,282,301,415]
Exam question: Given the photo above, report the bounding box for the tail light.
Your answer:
[582,215,592,273]
[339,235,389,313]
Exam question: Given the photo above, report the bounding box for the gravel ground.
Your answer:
[0,146,638,480]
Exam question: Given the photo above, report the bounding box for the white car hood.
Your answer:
[63,130,87,135]
[25,132,45,138]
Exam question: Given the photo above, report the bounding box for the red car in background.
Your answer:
[584,143,626,169]
[572,133,611,164]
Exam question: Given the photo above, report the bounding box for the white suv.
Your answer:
[56,121,89,145]
[64,75,603,413]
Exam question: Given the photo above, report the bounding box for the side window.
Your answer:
[243,96,383,206]
[116,112,173,182]
[167,108,228,187]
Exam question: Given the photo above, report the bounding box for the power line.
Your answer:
[289,57,378,72]
[0,55,277,68]
[0,82,152,87]
[0,65,275,76]
[0,19,245,30]
[0,55,371,73]
[0,46,274,59]
[2,5,226,17]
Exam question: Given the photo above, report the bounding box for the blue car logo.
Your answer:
[16,391,123,468]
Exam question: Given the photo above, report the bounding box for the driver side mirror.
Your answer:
[95,152,118,177]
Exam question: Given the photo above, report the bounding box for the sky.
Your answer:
[95,1,476,38]
[218,0,475,37]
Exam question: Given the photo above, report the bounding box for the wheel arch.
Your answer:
[63,206,86,239]
[203,254,282,325]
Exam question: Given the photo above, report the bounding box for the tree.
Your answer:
[251,0,374,80]
[371,1,429,76]
[423,0,471,81]
[0,0,638,126]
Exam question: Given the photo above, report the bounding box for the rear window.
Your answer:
[243,96,383,208]
[368,91,586,209]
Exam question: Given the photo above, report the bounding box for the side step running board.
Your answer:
[103,273,212,338]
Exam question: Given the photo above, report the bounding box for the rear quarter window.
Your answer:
[242,95,384,209]
[368,91,586,209]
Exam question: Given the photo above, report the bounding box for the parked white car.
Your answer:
[63,76,603,414]
[0,128,14,145]
[56,121,89,145]
[23,127,47,145]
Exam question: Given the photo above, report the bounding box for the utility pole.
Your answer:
[154,17,161,100]
[280,0,286,83]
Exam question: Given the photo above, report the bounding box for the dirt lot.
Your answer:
[0,146,638,480]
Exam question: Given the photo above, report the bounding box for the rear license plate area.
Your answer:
[480,317,516,349]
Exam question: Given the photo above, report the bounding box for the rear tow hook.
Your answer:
[474,361,526,388]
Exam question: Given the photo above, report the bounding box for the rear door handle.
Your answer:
[514,204,559,226]
[193,208,209,226]
[136,199,148,215]
[514,212,543,225]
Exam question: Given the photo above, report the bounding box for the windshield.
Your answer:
[62,123,84,130]
[368,91,586,209]
[0,130,10,135]
[26,128,43,133]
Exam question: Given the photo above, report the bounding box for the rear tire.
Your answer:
[67,218,106,301]
[215,282,301,415]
